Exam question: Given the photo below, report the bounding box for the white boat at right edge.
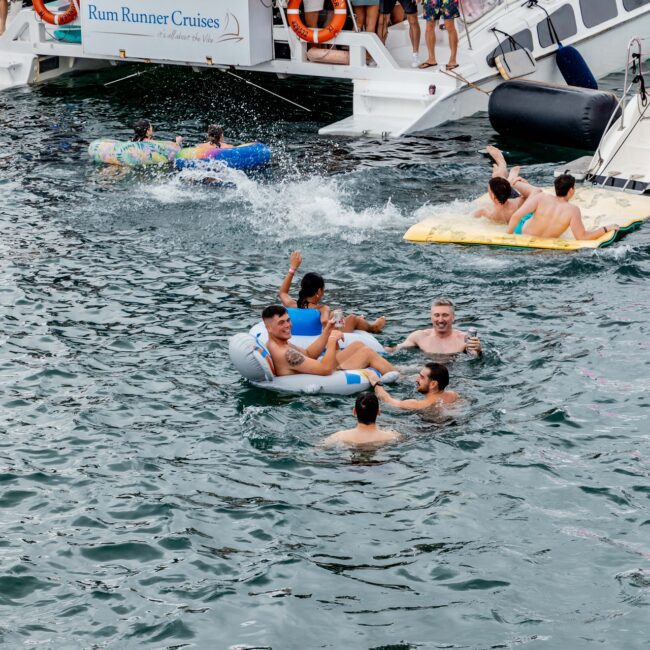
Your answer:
[305,0,650,137]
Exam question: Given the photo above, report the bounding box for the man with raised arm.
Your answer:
[385,298,481,356]
[473,145,541,224]
[507,173,619,240]
[368,362,459,410]
[262,305,398,378]
[322,391,400,447]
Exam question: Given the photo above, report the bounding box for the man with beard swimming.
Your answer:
[368,362,459,411]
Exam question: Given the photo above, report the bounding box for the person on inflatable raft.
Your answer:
[132,118,183,146]
[279,251,386,332]
[262,305,398,380]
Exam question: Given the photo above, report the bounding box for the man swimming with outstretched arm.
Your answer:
[262,305,398,378]
[368,362,459,411]
[507,173,619,240]
[473,145,541,224]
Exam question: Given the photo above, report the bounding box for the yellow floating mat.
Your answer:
[404,187,650,250]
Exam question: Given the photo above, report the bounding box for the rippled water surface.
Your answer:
[1,66,649,649]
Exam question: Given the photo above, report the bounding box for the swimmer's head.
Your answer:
[207,124,224,147]
[354,391,379,425]
[488,177,512,205]
[417,362,449,394]
[132,118,152,142]
[297,272,325,309]
[431,298,455,331]
[554,173,576,198]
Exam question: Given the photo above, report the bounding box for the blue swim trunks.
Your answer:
[423,0,460,21]
[514,212,534,235]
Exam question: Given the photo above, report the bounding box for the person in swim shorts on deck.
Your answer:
[0,0,8,36]
[263,305,397,378]
[323,391,400,447]
[507,173,619,240]
[385,298,481,356]
[378,0,421,68]
[419,0,460,71]
[473,145,541,225]
[279,251,386,333]
[368,362,459,410]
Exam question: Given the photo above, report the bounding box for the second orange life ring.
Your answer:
[33,0,78,26]
[287,0,347,44]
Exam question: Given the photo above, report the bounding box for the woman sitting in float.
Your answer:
[88,118,183,166]
[279,251,386,333]
[132,118,183,146]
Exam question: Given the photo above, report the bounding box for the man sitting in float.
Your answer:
[262,305,397,378]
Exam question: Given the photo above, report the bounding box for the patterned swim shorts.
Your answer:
[423,0,460,21]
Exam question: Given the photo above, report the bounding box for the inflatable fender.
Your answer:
[175,143,271,171]
[88,139,180,166]
[249,307,385,354]
[556,45,598,90]
[488,80,620,150]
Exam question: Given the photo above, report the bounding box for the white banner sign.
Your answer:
[81,0,273,67]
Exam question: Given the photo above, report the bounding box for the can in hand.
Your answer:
[333,309,345,330]
[465,327,478,342]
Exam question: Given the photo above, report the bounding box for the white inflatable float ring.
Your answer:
[229,308,397,395]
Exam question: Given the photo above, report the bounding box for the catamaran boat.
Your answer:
[0,0,648,137]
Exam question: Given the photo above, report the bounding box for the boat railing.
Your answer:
[588,37,649,187]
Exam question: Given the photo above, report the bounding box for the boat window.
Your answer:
[460,0,505,24]
[486,29,534,67]
[580,0,617,27]
[537,4,578,48]
[622,0,649,9]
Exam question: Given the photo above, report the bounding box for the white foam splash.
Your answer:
[591,243,635,260]
[140,168,411,243]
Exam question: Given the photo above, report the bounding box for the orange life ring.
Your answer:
[287,0,347,44]
[33,0,78,26]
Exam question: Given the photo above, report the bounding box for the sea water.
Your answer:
[0,67,649,648]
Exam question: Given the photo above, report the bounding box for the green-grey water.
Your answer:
[0,67,649,649]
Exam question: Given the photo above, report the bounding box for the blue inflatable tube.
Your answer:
[175,143,271,171]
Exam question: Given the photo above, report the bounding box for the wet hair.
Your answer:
[554,173,575,197]
[424,362,449,391]
[489,177,512,205]
[297,272,325,309]
[207,124,224,147]
[262,304,288,321]
[355,391,379,425]
[432,297,455,312]
[132,118,152,142]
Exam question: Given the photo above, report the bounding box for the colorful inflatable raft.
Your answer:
[229,308,394,395]
[88,139,180,167]
[404,187,649,251]
[175,143,271,171]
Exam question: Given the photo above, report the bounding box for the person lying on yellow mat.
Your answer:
[507,173,619,240]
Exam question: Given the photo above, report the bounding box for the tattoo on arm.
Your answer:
[285,348,305,367]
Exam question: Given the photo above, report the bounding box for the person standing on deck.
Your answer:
[378,0,421,68]
[0,0,9,35]
[419,0,460,70]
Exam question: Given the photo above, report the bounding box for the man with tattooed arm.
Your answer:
[262,305,398,378]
